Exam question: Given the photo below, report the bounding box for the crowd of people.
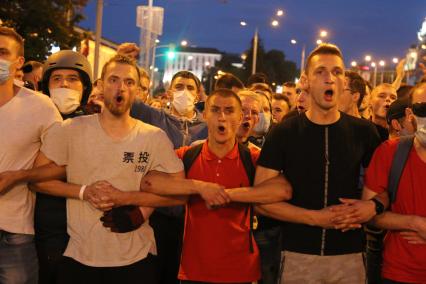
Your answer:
[0,25,425,284]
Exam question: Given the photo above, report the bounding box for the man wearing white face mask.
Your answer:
[35,50,93,284]
[0,27,62,284]
[41,50,93,118]
[362,82,426,284]
[248,91,272,148]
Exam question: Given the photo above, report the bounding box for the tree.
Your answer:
[243,35,299,86]
[0,0,89,61]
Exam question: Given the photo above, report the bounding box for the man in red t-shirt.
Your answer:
[364,82,426,283]
[93,88,292,283]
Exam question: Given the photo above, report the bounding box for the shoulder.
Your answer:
[19,88,56,110]
[134,119,171,139]
[341,113,376,131]
[175,146,192,160]
[248,146,261,164]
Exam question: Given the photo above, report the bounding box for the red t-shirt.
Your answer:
[365,139,426,283]
[176,142,261,283]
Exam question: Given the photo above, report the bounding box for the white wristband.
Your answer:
[79,185,87,200]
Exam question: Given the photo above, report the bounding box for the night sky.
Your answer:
[80,0,426,68]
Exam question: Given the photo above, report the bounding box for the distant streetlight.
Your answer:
[422,44,426,50]
[155,39,160,43]
[410,51,417,58]
[365,55,372,62]
[205,61,210,67]
[319,30,328,38]
[241,53,247,60]
[271,20,279,27]
[188,55,193,61]
[240,21,247,26]
[379,60,386,67]
[392,57,399,64]
[371,62,376,67]
[351,61,357,67]
[316,39,323,45]
[276,9,284,16]
[181,40,188,46]
[291,39,297,44]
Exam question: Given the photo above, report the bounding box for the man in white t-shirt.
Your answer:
[0,27,62,284]
[22,54,184,284]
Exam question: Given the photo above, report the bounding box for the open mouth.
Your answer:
[218,125,226,134]
[242,122,250,129]
[297,106,305,112]
[115,95,124,103]
[324,89,334,101]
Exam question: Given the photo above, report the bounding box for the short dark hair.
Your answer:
[170,71,201,92]
[345,70,366,109]
[0,26,24,56]
[214,73,244,90]
[273,93,290,105]
[283,82,296,88]
[23,60,43,73]
[100,54,140,81]
[205,88,242,109]
[397,84,414,99]
[247,72,269,87]
[408,82,426,105]
[305,43,344,73]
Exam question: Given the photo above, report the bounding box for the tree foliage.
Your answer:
[0,0,89,61]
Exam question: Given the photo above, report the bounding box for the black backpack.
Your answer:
[387,135,414,203]
[182,142,256,252]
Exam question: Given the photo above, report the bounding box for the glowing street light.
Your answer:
[271,20,279,27]
[188,55,193,61]
[180,40,188,46]
[392,57,399,64]
[240,21,247,26]
[316,39,323,45]
[379,60,386,67]
[351,61,357,67]
[155,39,160,43]
[290,39,297,45]
[276,9,284,16]
[365,55,372,62]
[241,53,247,60]
[371,62,376,67]
[319,30,328,38]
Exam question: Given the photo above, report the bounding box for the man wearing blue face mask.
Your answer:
[248,91,272,148]
[362,82,426,284]
[0,27,62,284]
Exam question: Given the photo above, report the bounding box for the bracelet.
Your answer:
[79,185,87,200]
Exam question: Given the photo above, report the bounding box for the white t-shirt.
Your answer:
[41,114,183,267]
[0,87,62,234]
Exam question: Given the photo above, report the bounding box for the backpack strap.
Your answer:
[388,136,414,203]
[182,143,204,176]
[237,143,256,253]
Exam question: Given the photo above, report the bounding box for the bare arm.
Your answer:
[226,174,292,204]
[391,59,406,91]
[0,152,66,194]
[141,170,230,207]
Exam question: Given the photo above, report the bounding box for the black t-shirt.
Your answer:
[374,123,389,142]
[258,112,381,255]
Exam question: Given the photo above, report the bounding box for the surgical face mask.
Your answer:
[50,88,82,115]
[0,58,13,84]
[172,89,195,115]
[253,112,271,135]
[414,115,426,147]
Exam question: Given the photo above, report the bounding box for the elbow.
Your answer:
[277,183,292,201]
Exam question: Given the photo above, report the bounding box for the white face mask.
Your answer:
[253,112,271,135]
[0,58,13,84]
[172,89,195,115]
[414,115,426,147]
[50,88,82,115]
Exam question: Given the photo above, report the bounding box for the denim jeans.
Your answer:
[0,230,38,284]
[254,226,282,284]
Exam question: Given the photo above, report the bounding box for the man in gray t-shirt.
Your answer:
[10,54,185,284]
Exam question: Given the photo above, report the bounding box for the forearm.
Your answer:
[115,191,188,207]
[255,202,317,226]
[141,171,203,195]
[372,211,425,232]
[12,163,65,185]
[227,177,292,204]
[29,180,81,199]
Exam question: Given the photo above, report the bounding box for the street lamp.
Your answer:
[379,60,386,84]
[290,39,297,45]
[180,40,188,47]
[276,9,284,16]
[351,61,357,67]
[240,21,247,26]
[271,20,279,27]
[316,39,323,45]
[365,55,372,62]
[392,57,399,64]
[319,30,328,38]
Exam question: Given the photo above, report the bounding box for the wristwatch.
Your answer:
[371,197,385,215]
